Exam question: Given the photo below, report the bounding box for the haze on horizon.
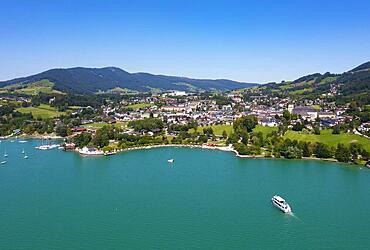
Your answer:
[0,0,369,83]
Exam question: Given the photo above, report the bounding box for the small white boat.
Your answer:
[4,150,8,157]
[167,159,174,163]
[19,140,27,143]
[21,150,25,154]
[35,144,60,150]
[24,155,29,159]
[104,151,116,156]
[1,161,6,164]
[48,144,59,149]
[271,195,292,213]
[35,145,48,150]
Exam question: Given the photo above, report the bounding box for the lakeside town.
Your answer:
[3,1,370,249]
[1,87,369,167]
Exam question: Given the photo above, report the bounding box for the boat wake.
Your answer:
[289,212,303,222]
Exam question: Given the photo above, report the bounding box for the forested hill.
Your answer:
[0,67,257,93]
[350,61,370,72]
[243,61,370,105]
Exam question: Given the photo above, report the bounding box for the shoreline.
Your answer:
[75,143,353,165]
[2,135,367,167]
[76,144,368,168]
[75,143,268,158]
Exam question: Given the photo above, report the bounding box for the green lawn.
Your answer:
[83,122,128,129]
[190,124,277,137]
[16,104,66,119]
[190,124,233,136]
[126,103,153,109]
[284,129,370,151]
[191,125,370,151]
[253,125,278,136]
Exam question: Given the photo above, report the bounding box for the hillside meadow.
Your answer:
[16,104,68,119]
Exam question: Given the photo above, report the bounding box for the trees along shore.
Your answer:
[67,115,369,166]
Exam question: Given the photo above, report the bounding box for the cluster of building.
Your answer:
[1,88,357,136]
[95,91,353,130]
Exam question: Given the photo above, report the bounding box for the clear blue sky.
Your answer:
[0,0,369,83]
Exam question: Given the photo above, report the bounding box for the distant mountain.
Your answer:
[0,67,257,93]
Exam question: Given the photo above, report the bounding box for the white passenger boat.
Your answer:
[271,195,292,213]
[167,159,174,163]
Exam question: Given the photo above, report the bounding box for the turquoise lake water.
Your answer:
[0,139,370,249]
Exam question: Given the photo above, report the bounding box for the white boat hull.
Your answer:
[271,195,292,213]
[272,201,291,213]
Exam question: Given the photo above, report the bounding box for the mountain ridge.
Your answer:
[349,61,370,72]
[0,67,257,93]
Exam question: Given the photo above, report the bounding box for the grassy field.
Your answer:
[0,99,22,107]
[191,125,370,151]
[284,129,370,151]
[318,76,337,85]
[253,125,278,136]
[16,104,66,119]
[192,124,234,136]
[126,103,153,109]
[190,124,277,137]
[3,80,64,96]
[289,88,313,95]
[68,106,84,110]
[83,122,128,129]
